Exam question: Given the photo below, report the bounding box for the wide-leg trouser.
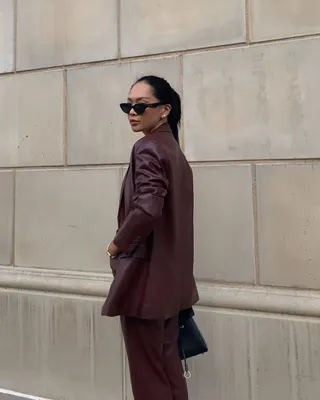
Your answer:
[121,315,189,400]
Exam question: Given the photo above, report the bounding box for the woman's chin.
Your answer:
[131,124,142,132]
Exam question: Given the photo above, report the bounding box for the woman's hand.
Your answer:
[107,241,119,258]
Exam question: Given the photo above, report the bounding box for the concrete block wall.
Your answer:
[1,1,320,399]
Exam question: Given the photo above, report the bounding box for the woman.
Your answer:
[101,75,199,400]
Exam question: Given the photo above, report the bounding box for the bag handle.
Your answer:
[181,347,192,379]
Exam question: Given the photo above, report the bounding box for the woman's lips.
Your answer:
[130,120,139,125]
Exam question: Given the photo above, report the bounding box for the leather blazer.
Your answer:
[101,123,199,319]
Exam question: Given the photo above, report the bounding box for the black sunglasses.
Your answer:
[120,102,163,115]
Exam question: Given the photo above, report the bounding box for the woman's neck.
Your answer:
[143,121,167,136]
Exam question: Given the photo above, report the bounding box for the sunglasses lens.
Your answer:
[120,103,132,114]
[134,104,148,115]
[120,103,150,115]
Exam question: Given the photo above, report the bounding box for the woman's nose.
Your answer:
[129,107,136,116]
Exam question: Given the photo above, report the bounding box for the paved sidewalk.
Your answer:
[0,391,50,400]
[0,396,24,400]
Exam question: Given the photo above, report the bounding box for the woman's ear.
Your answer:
[164,104,172,116]
[161,104,172,119]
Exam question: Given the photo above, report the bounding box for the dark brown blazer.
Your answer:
[101,123,199,319]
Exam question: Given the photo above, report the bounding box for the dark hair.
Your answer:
[134,75,181,144]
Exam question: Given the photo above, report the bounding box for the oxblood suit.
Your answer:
[102,123,198,400]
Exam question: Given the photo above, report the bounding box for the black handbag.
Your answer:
[178,307,208,378]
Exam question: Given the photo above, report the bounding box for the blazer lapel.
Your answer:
[117,167,129,225]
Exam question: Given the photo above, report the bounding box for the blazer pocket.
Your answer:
[117,242,149,260]
[131,242,149,260]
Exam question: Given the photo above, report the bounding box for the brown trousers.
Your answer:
[121,315,189,400]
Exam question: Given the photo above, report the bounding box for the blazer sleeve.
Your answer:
[112,141,169,254]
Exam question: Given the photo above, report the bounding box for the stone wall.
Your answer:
[1,1,320,399]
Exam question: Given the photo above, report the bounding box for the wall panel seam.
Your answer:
[11,170,16,266]
[179,55,185,151]
[13,0,17,72]
[63,69,68,166]
[117,0,121,59]
[251,164,260,284]
[1,33,320,77]
[245,0,251,43]
[1,159,320,173]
